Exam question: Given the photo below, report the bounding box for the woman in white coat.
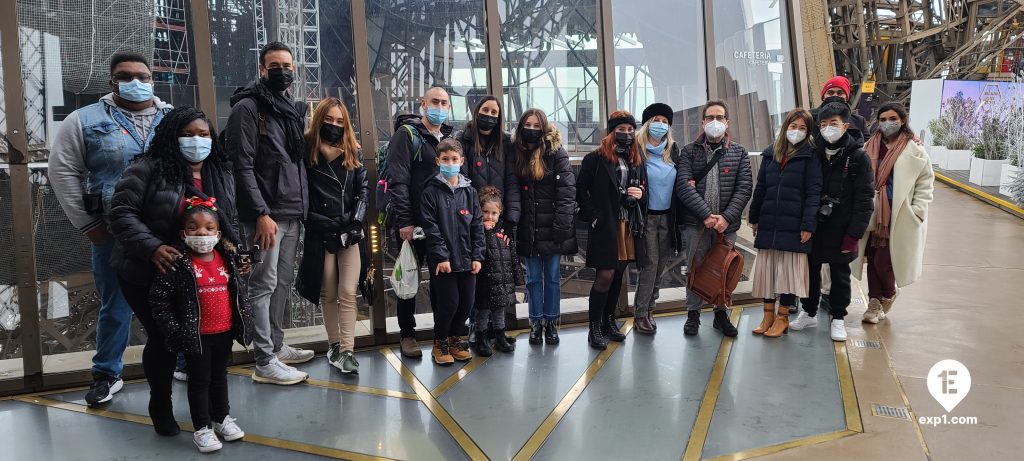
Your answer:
[854,102,934,323]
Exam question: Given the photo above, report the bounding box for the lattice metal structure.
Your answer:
[276,0,322,101]
[827,0,1024,104]
[153,0,192,85]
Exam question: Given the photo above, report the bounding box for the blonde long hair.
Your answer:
[305,97,362,169]
[772,108,814,164]
[636,119,675,164]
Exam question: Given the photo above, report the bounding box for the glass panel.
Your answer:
[500,0,600,153]
[612,0,706,142]
[0,35,25,381]
[364,0,488,334]
[711,0,796,152]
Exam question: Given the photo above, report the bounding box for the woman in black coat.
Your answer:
[109,106,238,436]
[458,95,521,223]
[510,109,576,345]
[294,98,368,374]
[577,110,648,350]
[748,108,822,338]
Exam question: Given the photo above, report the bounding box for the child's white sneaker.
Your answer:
[193,426,223,453]
[214,415,245,442]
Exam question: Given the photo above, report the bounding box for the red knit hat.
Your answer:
[821,76,851,99]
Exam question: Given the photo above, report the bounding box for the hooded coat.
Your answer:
[749,142,823,253]
[420,174,486,272]
[810,132,875,265]
[510,127,578,256]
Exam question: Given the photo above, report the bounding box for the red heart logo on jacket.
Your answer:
[459,209,468,215]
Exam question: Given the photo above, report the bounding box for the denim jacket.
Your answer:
[48,93,172,233]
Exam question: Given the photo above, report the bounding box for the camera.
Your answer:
[818,197,839,220]
[83,193,104,215]
[237,244,262,266]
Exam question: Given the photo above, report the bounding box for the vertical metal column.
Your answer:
[484,0,503,100]
[702,0,718,100]
[0,2,44,387]
[789,0,811,109]
[190,0,219,124]
[596,0,616,128]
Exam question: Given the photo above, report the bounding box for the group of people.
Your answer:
[48,37,934,453]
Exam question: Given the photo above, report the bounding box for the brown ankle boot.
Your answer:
[764,306,791,337]
[752,303,776,335]
[431,339,454,365]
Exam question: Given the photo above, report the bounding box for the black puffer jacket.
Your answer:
[296,152,369,305]
[387,116,454,229]
[224,82,309,222]
[457,128,521,224]
[110,155,240,286]
[749,142,822,253]
[576,149,649,269]
[810,132,875,264]
[421,174,485,272]
[477,225,523,309]
[675,134,753,234]
[511,128,578,256]
[149,242,255,355]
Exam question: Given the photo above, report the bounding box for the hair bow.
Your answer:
[184,196,218,211]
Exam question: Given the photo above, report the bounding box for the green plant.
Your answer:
[941,91,979,150]
[973,112,1009,160]
[928,118,949,146]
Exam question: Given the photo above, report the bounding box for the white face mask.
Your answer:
[184,235,220,254]
[703,120,727,139]
[820,125,844,144]
[786,129,807,145]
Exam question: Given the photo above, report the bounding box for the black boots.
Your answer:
[493,329,515,353]
[528,319,544,345]
[713,310,738,337]
[472,335,493,357]
[588,321,608,350]
[588,289,609,350]
[683,310,701,336]
[544,318,560,344]
[602,315,626,342]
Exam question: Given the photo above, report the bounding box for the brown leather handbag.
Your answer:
[688,232,744,307]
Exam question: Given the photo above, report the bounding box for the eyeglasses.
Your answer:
[702,115,727,122]
[112,72,152,83]
[819,121,845,129]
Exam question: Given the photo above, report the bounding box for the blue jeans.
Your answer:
[91,240,133,377]
[525,254,561,320]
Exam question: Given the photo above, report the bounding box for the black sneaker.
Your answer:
[84,372,123,406]
[713,310,738,337]
[683,311,701,336]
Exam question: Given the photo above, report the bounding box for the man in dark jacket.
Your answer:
[810,76,868,142]
[676,100,752,337]
[799,102,875,342]
[223,42,311,384]
[387,86,454,357]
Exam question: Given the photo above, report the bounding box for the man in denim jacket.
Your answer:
[48,52,172,406]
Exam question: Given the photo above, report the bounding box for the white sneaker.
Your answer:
[830,319,847,342]
[214,415,245,442]
[789,311,818,330]
[173,371,188,382]
[275,344,315,364]
[193,426,223,453]
[253,357,308,385]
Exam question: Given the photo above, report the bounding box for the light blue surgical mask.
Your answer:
[439,163,460,179]
[178,136,213,163]
[425,106,449,126]
[117,79,154,103]
[648,122,669,140]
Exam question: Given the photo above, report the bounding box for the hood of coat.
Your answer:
[428,173,474,191]
[396,115,454,139]
[546,125,563,153]
[818,130,865,158]
[762,140,815,160]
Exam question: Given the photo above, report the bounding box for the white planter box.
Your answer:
[928,146,947,166]
[941,149,973,171]
[969,158,1009,186]
[1000,164,1020,196]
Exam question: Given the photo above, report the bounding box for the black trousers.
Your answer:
[801,262,851,319]
[186,331,234,429]
[430,271,476,340]
[118,276,177,423]
[396,238,433,338]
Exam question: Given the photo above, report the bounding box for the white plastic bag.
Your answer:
[391,240,419,300]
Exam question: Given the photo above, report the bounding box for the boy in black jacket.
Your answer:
[421,139,486,365]
[473,186,524,356]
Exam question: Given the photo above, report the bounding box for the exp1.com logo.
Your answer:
[920,360,979,426]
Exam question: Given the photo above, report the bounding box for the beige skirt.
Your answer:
[750,249,810,299]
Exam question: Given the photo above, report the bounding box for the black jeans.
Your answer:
[118,276,177,423]
[801,262,851,319]
[396,238,432,338]
[430,271,476,339]
[186,331,234,429]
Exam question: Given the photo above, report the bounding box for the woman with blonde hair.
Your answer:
[296,97,368,373]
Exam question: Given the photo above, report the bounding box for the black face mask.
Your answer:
[320,124,344,144]
[264,68,294,92]
[477,115,499,132]
[614,132,634,148]
[521,128,543,144]
[821,95,848,107]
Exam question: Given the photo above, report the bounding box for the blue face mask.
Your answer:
[439,163,460,179]
[425,106,449,126]
[117,79,154,103]
[648,122,669,140]
[178,136,213,163]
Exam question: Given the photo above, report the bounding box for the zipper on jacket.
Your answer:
[188,259,204,356]
[771,161,785,249]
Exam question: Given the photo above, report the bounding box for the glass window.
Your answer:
[612,0,706,142]
[711,0,796,151]
[0,37,24,382]
[500,0,600,152]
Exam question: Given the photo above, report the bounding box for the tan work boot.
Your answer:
[863,298,883,324]
[752,303,776,335]
[448,337,472,361]
[400,337,422,358]
[764,306,791,337]
[431,339,454,365]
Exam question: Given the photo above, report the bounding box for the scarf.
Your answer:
[255,81,307,163]
[864,131,909,247]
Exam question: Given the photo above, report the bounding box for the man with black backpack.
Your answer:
[224,42,312,385]
[380,86,454,357]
